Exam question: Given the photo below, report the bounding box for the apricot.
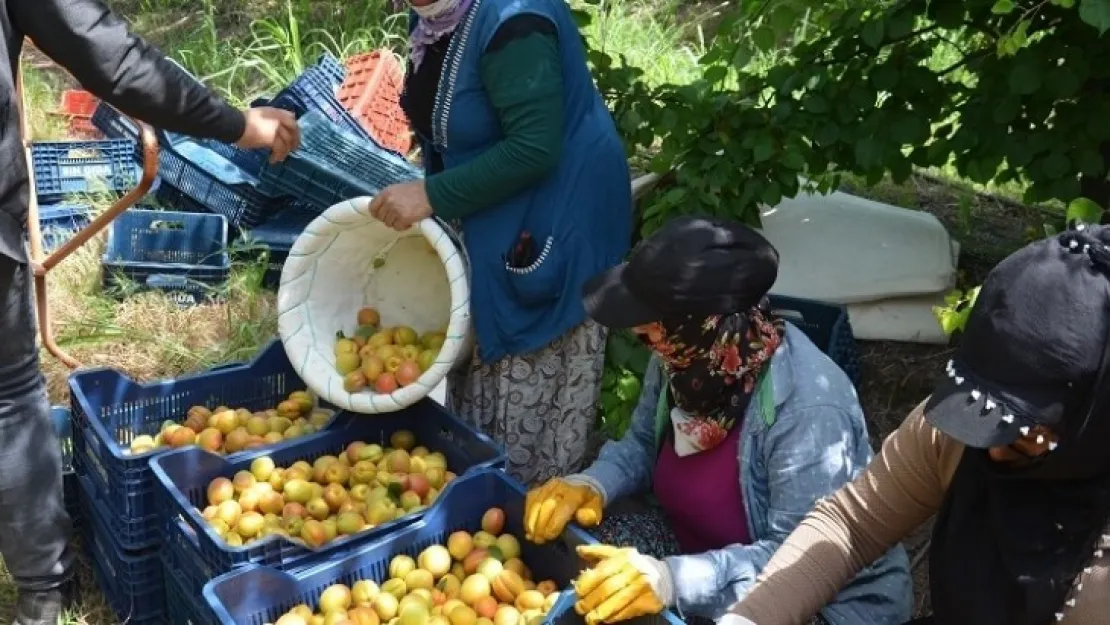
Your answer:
[446,531,473,561]
[481,509,505,536]
[375,372,399,393]
[396,360,422,387]
[473,596,498,620]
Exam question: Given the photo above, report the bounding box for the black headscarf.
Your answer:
[930,228,1110,625]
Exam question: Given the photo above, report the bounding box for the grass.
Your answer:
[1,0,698,622]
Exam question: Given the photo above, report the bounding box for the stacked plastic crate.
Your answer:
[151,392,505,624]
[68,340,349,624]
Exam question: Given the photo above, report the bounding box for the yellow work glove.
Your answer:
[573,544,673,625]
[523,477,604,543]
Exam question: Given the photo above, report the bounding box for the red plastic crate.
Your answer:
[61,90,99,116]
[337,50,412,155]
[59,90,102,139]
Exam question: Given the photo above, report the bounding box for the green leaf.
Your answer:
[993,95,1022,124]
[992,0,1015,13]
[769,5,797,36]
[753,135,776,163]
[752,26,776,52]
[861,20,885,49]
[933,307,963,336]
[1043,152,1071,179]
[1075,149,1105,176]
[1009,58,1042,95]
[802,94,830,114]
[932,3,966,28]
[871,65,899,91]
[855,137,883,169]
[1066,197,1105,224]
[705,65,728,84]
[885,10,915,40]
[782,149,806,171]
[814,123,840,147]
[1080,0,1110,34]
[1053,0,1075,7]
[760,182,783,207]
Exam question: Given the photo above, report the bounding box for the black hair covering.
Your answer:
[929,226,1110,625]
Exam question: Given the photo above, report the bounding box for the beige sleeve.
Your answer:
[730,402,957,625]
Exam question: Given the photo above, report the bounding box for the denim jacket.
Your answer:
[576,324,913,624]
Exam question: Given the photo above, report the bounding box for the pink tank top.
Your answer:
[652,426,751,553]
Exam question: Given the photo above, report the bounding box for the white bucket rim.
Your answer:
[276,196,471,414]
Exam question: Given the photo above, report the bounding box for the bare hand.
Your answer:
[236,107,300,163]
[368,181,433,231]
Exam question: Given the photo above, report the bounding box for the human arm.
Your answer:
[424,16,564,219]
[572,355,664,504]
[11,0,244,143]
[727,403,953,625]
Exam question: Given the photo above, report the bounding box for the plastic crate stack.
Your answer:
[57,90,102,138]
[199,468,685,625]
[69,340,347,624]
[34,203,91,253]
[238,201,319,289]
[30,139,139,203]
[767,295,863,388]
[52,407,81,528]
[337,50,412,155]
[101,209,231,306]
[257,110,422,210]
[151,396,505,624]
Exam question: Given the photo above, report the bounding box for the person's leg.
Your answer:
[448,319,608,486]
[0,257,75,625]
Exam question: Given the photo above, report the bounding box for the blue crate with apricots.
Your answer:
[77,473,166,625]
[201,468,685,625]
[68,339,349,551]
[149,398,506,584]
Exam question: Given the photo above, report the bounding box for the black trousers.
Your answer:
[903,618,933,625]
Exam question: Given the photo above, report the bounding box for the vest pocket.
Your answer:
[504,235,566,307]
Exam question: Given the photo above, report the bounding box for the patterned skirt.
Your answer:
[447,319,608,487]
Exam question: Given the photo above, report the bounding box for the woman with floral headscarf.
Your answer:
[523,217,912,625]
[368,0,631,486]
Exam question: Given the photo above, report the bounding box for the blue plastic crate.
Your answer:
[77,473,166,625]
[91,101,139,143]
[68,339,347,550]
[31,140,139,202]
[154,179,219,214]
[151,398,506,580]
[165,555,218,625]
[101,209,230,304]
[203,469,685,625]
[158,138,282,228]
[257,111,421,209]
[240,202,319,288]
[51,406,81,526]
[34,203,92,253]
[769,294,862,388]
[268,54,369,143]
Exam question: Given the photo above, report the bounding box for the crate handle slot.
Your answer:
[65,147,103,160]
[148,219,187,231]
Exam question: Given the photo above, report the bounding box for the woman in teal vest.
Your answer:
[370,0,632,485]
[522,217,912,625]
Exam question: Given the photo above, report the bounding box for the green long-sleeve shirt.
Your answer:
[425,30,565,220]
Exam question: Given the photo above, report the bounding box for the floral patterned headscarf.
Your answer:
[638,298,785,456]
